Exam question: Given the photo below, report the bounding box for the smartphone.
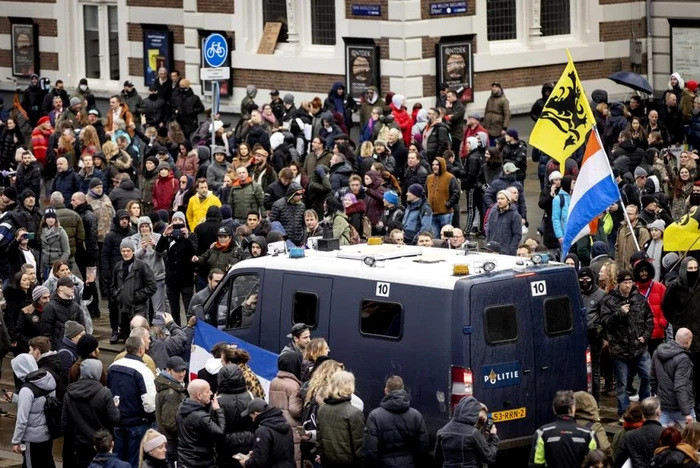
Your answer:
[295,426,307,437]
[484,417,494,433]
[86,266,97,278]
[443,231,454,238]
[142,233,152,244]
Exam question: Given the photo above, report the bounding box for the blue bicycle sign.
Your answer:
[203,33,229,68]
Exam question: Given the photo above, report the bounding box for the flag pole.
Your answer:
[592,126,641,252]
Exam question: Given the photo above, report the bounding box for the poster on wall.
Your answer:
[343,39,381,101]
[435,37,474,103]
[670,20,700,83]
[11,22,39,77]
[142,27,173,87]
[200,34,232,97]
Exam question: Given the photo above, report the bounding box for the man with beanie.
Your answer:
[156,211,196,326]
[69,333,104,384]
[129,216,168,315]
[502,128,528,181]
[58,320,85,388]
[40,276,85,351]
[600,269,654,417]
[101,209,135,344]
[579,268,606,401]
[486,190,522,256]
[110,238,157,337]
[379,190,404,235]
[63,358,120,467]
[269,182,306,246]
[403,184,433,244]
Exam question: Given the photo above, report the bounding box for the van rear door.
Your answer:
[527,270,588,429]
[469,278,537,440]
[279,274,333,346]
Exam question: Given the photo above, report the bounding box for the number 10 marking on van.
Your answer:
[376,282,390,297]
[531,280,547,297]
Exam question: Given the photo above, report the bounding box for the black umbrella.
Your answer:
[608,71,653,95]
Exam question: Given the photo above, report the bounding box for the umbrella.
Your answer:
[608,71,653,95]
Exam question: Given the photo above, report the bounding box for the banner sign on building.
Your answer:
[11,21,39,77]
[351,4,382,17]
[430,1,468,16]
[435,37,474,103]
[344,39,381,101]
[142,27,173,87]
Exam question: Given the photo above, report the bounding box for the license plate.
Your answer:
[491,407,526,422]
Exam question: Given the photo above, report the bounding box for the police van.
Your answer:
[201,243,590,448]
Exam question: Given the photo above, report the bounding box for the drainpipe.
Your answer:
[646,0,654,93]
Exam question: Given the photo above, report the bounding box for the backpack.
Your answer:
[360,215,372,239]
[25,376,63,439]
[349,224,361,245]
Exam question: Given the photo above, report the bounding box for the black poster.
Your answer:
[11,21,39,77]
[142,27,174,87]
[344,40,380,101]
[436,38,474,103]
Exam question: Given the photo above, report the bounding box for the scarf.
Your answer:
[88,189,103,199]
[262,112,277,125]
[215,239,231,250]
[121,257,134,280]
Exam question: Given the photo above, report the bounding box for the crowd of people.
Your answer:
[1,67,700,467]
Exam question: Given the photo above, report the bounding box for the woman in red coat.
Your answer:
[390,94,413,145]
[152,162,178,212]
[30,116,52,166]
[633,258,667,356]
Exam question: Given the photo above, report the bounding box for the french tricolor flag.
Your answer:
[562,129,621,257]
[189,321,279,400]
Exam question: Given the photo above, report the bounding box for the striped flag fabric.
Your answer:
[562,129,621,257]
[190,321,279,399]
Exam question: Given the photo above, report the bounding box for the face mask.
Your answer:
[80,84,87,91]
[687,271,699,287]
[691,193,700,206]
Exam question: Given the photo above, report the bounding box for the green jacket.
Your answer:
[332,212,352,246]
[316,396,365,466]
[228,179,264,220]
[56,204,86,257]
[198,242,241,273]
[155,374,186,443]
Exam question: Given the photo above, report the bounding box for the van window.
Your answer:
[360,300,402,339]
[293,291,318,328]
[226,274,261,329]
[484,305,518,344]
[544,296,573,335]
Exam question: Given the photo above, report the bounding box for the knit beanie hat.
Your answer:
[64,320,85,339]
[77,334,99,359]
[408,184,424,198]
[89,177,103,189]
[383,190,399,205]
[31,285,50,302]
[120,238,137,252]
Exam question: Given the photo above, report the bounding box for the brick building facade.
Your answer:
[0,0,695,115]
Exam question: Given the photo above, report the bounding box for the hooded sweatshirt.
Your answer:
[130,216,165,280]
[426,157,460,215]
[435,396,498,467]
[573,391,612,460]
[11,354,56,444]
[662,257,700,352]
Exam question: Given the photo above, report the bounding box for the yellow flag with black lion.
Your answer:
[529,50,596,165]
[665,206,700,252]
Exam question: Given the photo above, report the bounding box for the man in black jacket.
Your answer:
[614,396,663,468]
[39,277,85,350]
[600,270,654,417]
[176,379,226,468]
[437,396,499,467]
[156,211,195,326]
[364,375,429,468]
[650,328,695,427]
[71,192,99,281]
[174,79,204,139]
[425,109,451,163]
[401,151,428,206]
[101,210,134,343]
[14,151,42,200]
[238,398,294,468]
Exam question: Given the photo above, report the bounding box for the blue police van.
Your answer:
[201,244,590,448]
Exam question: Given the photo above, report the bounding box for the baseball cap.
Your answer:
[286,323,309,339]
[270,89,280,96]
[217,226,232,236]
[165,356,187,372]
[123,80,134,87]
[242,398,268,417]
[503,162,517,174]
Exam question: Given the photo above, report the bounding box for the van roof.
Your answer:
[232,244,562,290]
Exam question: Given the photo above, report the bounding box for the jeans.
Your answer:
[431,213,453,237]
[660,409,696,429]
[613,351,651,415]
[166,284,194,326]
[115,424,151,468]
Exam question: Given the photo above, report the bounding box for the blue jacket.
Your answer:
[484,173,527,221]
[486,204,522,255]
[551,191,571,239]
[403,197,433,244]
[107,354,156,426]
[88,452,132,468]
[51,168,82,202]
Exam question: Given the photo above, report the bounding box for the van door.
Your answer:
[528,270,588,429]
[279,274,333,347]
[469,278,536,440]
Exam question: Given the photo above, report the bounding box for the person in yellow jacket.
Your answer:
[186,178,222,229]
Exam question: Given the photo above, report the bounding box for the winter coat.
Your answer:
[176,153,199,178]
[486,204,522,256]
[15,162,41,199]
[659,104,685,144]
[600,286,654,360]
[364,171,386,225]
[155,234,195,287]
[552,190,571,240]
[110,258,157,317]
[269,187,306,246]
[176,398,226,468]
[330,162,353,191]
[40,225,70,269]
[109,178,140,211]
[445,100,466,142]
[152,172,177,212]
[155,373,186,445]
[251,162,278,192]
[615,221,650,271]
[663,258,700,353]
[484,173,527,220]
[0,126,23,170]
[390,104,413,145]
[74,202,99,266]
[264,180,291,211]
[604,102,630,149]
[582,285,606,333]
[634,269,668,341]
[363,390,429,468]
[573,391,612,460]
[143,95,168,127]
[303,150,333,179]
[403,197,433,244]
[307,170,332,218]
[426,157,460,216]
[187,192,222,229]
[107,354,156,427]
[650,340,694,415]
[52,168,82,202]
[54,204,85,258]
[317,396,365,467]
[100,217,134,281]
[482,91,511,137]
[401,165,429,204]
[616,420,663,468]
[613,140,646,173]
[229,178,264,220]
[207,160,232,192]
[650,444,699,468]
[434,396,498,468]
[88,452,132,468]
[246,406,295,468]
[12,369,56,444]
[40,295,85,351]
[216,365,254,467]
[197,241,241,273]
[87,193,115,242]
[193,208,223,255]
[62,376,120,446]
[424,121,451,162]
[269,370,303,427]
[330,212,353,246]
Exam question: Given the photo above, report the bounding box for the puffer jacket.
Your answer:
[39,295,85,351]
[573,391,612,460]
[207,160,232,192]
[63,374,120,446]
[176,398,226,468]
[269,371,303,427]
[604,102,630,150]
[56,204,86,257]
[229,178,264,220]
[247,406,295,468]
[616,420,663,468]
[485,204,522,256]
[650,340,694,415]
[663,258,700,352]
[111,258,157,317]
[109,178,140,211]
[317,396,365,467]
[269,184,306,246]
[650,444,699,468]
[216,365,254,468]
[633,260,668,340]
[484,173,527,220]
[424,121,450,162]
[363,390,429,468]
[15,162,41,199]
[307,168,332,217]
[51,168,82,202]
[154,373,186,446]
[176,152,199,178]
[155,232,195,287]
[40,225,70,269]
[12,369,57,444]
[152,171,178,212]
[434,396,498,468]
[330,162,353,191]
[600,286,654,360]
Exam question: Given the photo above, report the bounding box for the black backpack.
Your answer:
[24,372,63,439]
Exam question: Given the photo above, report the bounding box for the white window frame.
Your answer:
[302,0,339,51]
[486,0,526,53]
[77,0,123,84]
[538,0,574,39]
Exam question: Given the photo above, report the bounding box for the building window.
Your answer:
[484,305,518,344]
[541,0,571,36]
[262,0,288,43]
[293,292,318,328]
[487,0,517,41]
[360,300,402,339]
[543,297,573,336]
[82,3,120,80]
[311,0,336,46]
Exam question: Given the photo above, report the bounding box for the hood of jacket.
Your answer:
[329,82,346,98]
[679,257,697,287]
[574,390,600,422]
[205,205,222,221]
[285,182,303,198]
[67,378,104,400]
[25,369,57,393]
[434,157,447,176]
[452,396,481,425]
[633,259,656,283]
[11,354,38,381]
[591,89,608,105]
[118,178,136,191]
[380,390,411,414]
[256,406,291,434]
[248,235,268,256]
[365,170,383,189]
[610,102,625,117]
[656,340,690,363]
[591,241,609,258]
[670,72,685,90]
[541,82,554,99]
[331,161,353,176]
[204,357,222,375]
[217,364,248,394]
[179,398,208,417]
